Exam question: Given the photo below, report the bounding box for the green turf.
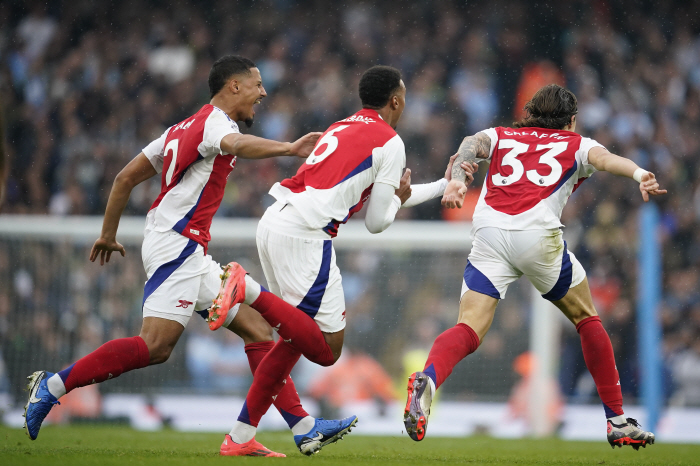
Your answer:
[1,424,698,466]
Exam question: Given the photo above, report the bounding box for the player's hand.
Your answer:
[639,172,667,202]
[90,237,126,265]
[289,132,323,158]
[442,179,468,209]
[396,168,412,204]
[444,154,478,184]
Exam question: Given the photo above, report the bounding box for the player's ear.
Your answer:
[229,79,239,94]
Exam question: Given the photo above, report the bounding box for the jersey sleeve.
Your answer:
[480,127,498,160]
[201,109,240,157]
[577,137,604,178]
[142,127,171,174]
[374,134,406,189]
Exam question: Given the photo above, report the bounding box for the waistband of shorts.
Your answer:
[260,201,332,240]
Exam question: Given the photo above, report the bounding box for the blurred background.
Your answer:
[1,0,699,439]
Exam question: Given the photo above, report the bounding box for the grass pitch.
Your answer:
[1,424,698,466]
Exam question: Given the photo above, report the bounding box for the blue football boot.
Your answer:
[294,415,358,455]
[24,371,60,440]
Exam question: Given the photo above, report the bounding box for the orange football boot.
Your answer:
[219,434,285,457]
[208,262,247,330]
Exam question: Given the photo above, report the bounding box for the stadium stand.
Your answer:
[1,0,699,410]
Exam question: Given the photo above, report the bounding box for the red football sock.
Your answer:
[58,336,150,393]
[423,323,480,389]
[245,341,309,428]
[250,290,335,366]
[238,339,301,427]
[577,316,624,418]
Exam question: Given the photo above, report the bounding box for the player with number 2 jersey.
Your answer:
[405,84,666,450]
[22,55,338,458]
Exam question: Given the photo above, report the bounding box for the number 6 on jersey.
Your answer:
[306,125,349,165]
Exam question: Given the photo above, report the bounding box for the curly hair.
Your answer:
[513,84,578,129]
[359,65,402,109]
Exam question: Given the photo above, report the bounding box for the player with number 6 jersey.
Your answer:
[405,84,666,450]
[22,55,355,458]
[208,65,471,455]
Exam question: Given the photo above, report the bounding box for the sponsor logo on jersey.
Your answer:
[190,229,200,235]
[176,300,194,309]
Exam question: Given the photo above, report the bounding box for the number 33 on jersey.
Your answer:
[472,126,604,232]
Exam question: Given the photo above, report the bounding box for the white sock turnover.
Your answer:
[229,420,257,444]
[244,275,262,305]
[46,373,66,399]
[291,416,316,436]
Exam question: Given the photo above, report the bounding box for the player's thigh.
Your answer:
[551,277,598,325]
[255,223,282,296]
[515,229,587,304]
[458,290,499,341]
[141,230,204,329]
[461,228,521,301]
[262,226,346,334]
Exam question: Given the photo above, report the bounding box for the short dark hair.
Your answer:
[208,55,256,98]
[359,66,402,109]
[513,84,578,130]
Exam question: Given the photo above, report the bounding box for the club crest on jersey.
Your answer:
[176,300,193,309]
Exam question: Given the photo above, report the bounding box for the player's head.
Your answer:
[513,84,578,131]
[209,55,266,127]
[359,65,406,128]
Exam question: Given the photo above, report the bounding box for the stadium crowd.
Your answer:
[1,0,700,409]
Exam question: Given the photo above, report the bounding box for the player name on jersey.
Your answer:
[472,126,603,233]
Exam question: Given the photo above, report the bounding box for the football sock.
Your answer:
[244,341,309,428]
[55,336,150,394]
[576,316,624,418]
[243,275,262,304]
[229,420,257,444]
[423,323,480,389]
[291,416,316,436]
[237,339,301,429]
[248,287,336,367]
[46,373,66,398]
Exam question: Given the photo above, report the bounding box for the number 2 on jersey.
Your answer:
[306,125,349,165]
[164,139,179,186]
[492,140,568,187]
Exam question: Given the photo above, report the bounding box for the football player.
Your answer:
[208,65,471,455]
[23,55,351,457]
[404,83,664,449]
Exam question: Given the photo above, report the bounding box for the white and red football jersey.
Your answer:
[472,126,603,232]
[268,109,405,237]
[142,104,239,250]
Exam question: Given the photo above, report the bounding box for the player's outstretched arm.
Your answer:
[364,169,412,234]
[220,132,322,160]
[90,153,157,265]
[587,146,667,202]
[442,132,491,208]
[401,154,478,208]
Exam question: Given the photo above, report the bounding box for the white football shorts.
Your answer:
[256,204,346,334]
[141,229,239,327]
[461,227,586,301]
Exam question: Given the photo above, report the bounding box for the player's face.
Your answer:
[237,67,266,127]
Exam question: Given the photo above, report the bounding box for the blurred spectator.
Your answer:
[0,0,699,407]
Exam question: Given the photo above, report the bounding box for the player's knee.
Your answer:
[146,342,175,365]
